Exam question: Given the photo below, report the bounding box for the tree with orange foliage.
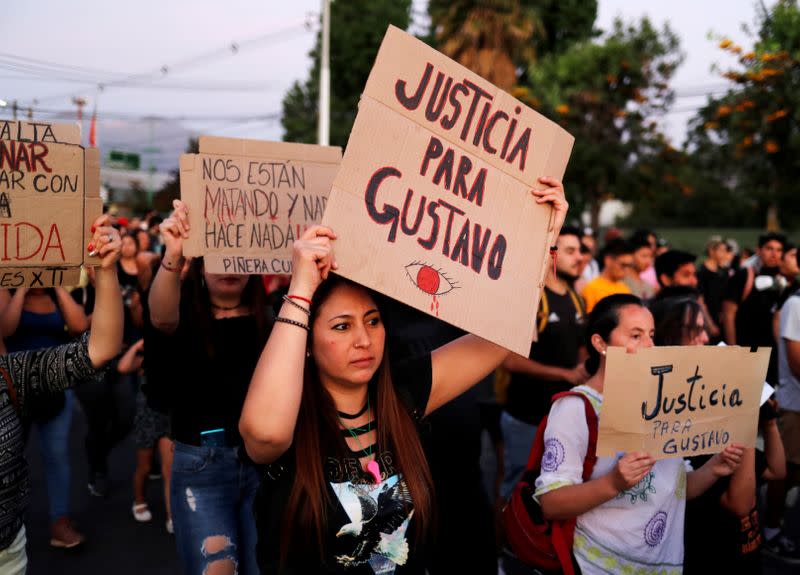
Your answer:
[688,0,799,227]
[522,17,682,230]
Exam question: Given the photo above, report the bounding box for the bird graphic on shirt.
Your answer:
[335,478,414,569]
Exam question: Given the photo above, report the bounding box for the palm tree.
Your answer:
[429,0,541,89]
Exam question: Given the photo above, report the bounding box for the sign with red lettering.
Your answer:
[0,120,101,288]
[322,26,574,355]
[598,346,770,459]
[180,136,341,275]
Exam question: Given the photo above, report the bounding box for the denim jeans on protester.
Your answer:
[37,389,74,521]
[500,410,538,501]
[170,442,261,575]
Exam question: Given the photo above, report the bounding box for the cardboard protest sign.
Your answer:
[597,346,771,460]
[321,26,574,355]
[0,120,102,288]
[180,136,341,275]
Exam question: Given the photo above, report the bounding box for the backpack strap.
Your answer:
[567,287,586,319]
[549,390,599,481]
[543,390,600,575]
[537,289,550,334]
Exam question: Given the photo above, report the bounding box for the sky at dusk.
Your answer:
[1,0,768,171]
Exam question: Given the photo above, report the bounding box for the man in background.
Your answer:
[581,237,633,313]
[500,226,587,500]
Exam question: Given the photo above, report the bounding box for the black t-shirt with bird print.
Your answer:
[254,354,432,575]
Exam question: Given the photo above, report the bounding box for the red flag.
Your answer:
[89,104,97,147]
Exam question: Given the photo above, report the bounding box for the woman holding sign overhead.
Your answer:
[238,178,568,574]
[0,214,122,573]
[146,199,271,574]
[534,294,745,575]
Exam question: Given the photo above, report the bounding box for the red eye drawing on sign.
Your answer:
[405,261,458,317]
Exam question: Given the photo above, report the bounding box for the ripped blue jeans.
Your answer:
[170,442,260,574]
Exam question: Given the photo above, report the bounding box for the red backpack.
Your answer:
[502,391,599,575]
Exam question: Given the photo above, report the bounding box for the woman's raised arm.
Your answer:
[148,199,189,333]
[87,215,124,368]
[239,226,337,464]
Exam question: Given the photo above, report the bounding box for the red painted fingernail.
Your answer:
[87,243,95,252]
[91,224,96,232]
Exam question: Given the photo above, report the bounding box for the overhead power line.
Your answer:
[0,73,279,93]
[0,105,281,123]
[11,18,315,105]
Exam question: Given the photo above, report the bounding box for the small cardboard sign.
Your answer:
[321,26,574,355]
[0,120,101,287]
[180,136,342,275]
[597,346,771,459]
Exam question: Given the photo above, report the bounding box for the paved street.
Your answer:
[25,402,180,575]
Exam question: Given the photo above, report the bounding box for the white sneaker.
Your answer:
[165,518,174,534]
[132,502,152,522]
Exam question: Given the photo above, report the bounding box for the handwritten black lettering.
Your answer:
[642,365,744,422]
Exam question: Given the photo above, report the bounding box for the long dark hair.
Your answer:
[180,258,271,355]
[649,297,702,346]
[280,276,433,561]
[584,294,644,374]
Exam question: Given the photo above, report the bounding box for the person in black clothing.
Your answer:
[374,295,498,575]
[147,199,272,574]
[71,268,138,499]
[697,236,733,330]
[240,179,569,575]
[500,226,587,502]
[722,232,787,384]
[649,295,786,573]
[656,249,721,341]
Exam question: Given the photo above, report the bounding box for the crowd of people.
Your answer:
[0,183,798,575]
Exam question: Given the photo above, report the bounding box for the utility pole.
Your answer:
[318,0,331,146]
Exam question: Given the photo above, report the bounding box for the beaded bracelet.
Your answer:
[274,316,310,332]
[282,294,311,316]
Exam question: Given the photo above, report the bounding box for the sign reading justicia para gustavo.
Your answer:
[322,26,574,355]
[598,346,770,459]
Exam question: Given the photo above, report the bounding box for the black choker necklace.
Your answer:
[337,401,369,420]
[211,302,242,311]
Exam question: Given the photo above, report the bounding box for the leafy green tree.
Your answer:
[520,18,682,229]
[281,0,411,148]
[687,0,800,228]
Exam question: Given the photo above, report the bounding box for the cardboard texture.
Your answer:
[597,346,771,460]
[321,26,574,355]
[180,135,342,275]
[0,121,100,287]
